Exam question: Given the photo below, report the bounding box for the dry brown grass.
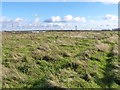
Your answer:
[95,41,110,52]
[112,45,118,55]
[107,35,118,43]
[2,31,119,88]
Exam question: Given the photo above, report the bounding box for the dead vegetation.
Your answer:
[2,31,120,88]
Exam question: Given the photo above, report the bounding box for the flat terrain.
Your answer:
[2,31,120,88]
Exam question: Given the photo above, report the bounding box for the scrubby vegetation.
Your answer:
[2,31,120,88]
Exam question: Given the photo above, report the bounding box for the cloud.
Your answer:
[0,16,11,22]
[63,15,86,22]
[14,18,24,22]
[43,23,64,27]
[33,17,41,26]
[63,15,73,22]
[44,16,61,22]
[51,16,61,22]
[103,14,118,21]
[34,17,40,23]
[90,20,96,23]
[45,15,87,23]
[2,14,117,31]
[53,23,64,27]
[74,17,86,22]
[1,17,24,23]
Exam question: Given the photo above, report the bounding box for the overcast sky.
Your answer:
[1,1,118,30]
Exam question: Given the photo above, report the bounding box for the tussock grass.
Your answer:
[2,31,120,88]
[95,42,110,52]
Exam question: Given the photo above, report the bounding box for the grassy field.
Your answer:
[2,31,120,88]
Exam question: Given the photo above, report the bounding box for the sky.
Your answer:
[1,1,118,30]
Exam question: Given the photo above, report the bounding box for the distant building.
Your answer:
[31,30,46,33]
[42,31,46,32]
[75,26,77,30]
[31,31,40,33]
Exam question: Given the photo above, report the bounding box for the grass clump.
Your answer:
[2,31,120,88]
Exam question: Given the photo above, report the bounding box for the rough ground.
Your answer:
[2,31,120,88]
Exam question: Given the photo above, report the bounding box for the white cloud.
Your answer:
[15,18,24,22]
[63,15,73,22]
[33,17,41,26]
[63,15,86,22]
[52,16,61,22]
[51,23,64,27]
[45,16,61,22]
[45,15,87,23]
[34,17,40,23]
[2,14,118,31]
[104,14,118,21]
[73,17,79,22]
[90,20,96,23]
[74,17,86,22]
[43,23,64,27]
[1,17,24,23]
[0,16,11,22]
